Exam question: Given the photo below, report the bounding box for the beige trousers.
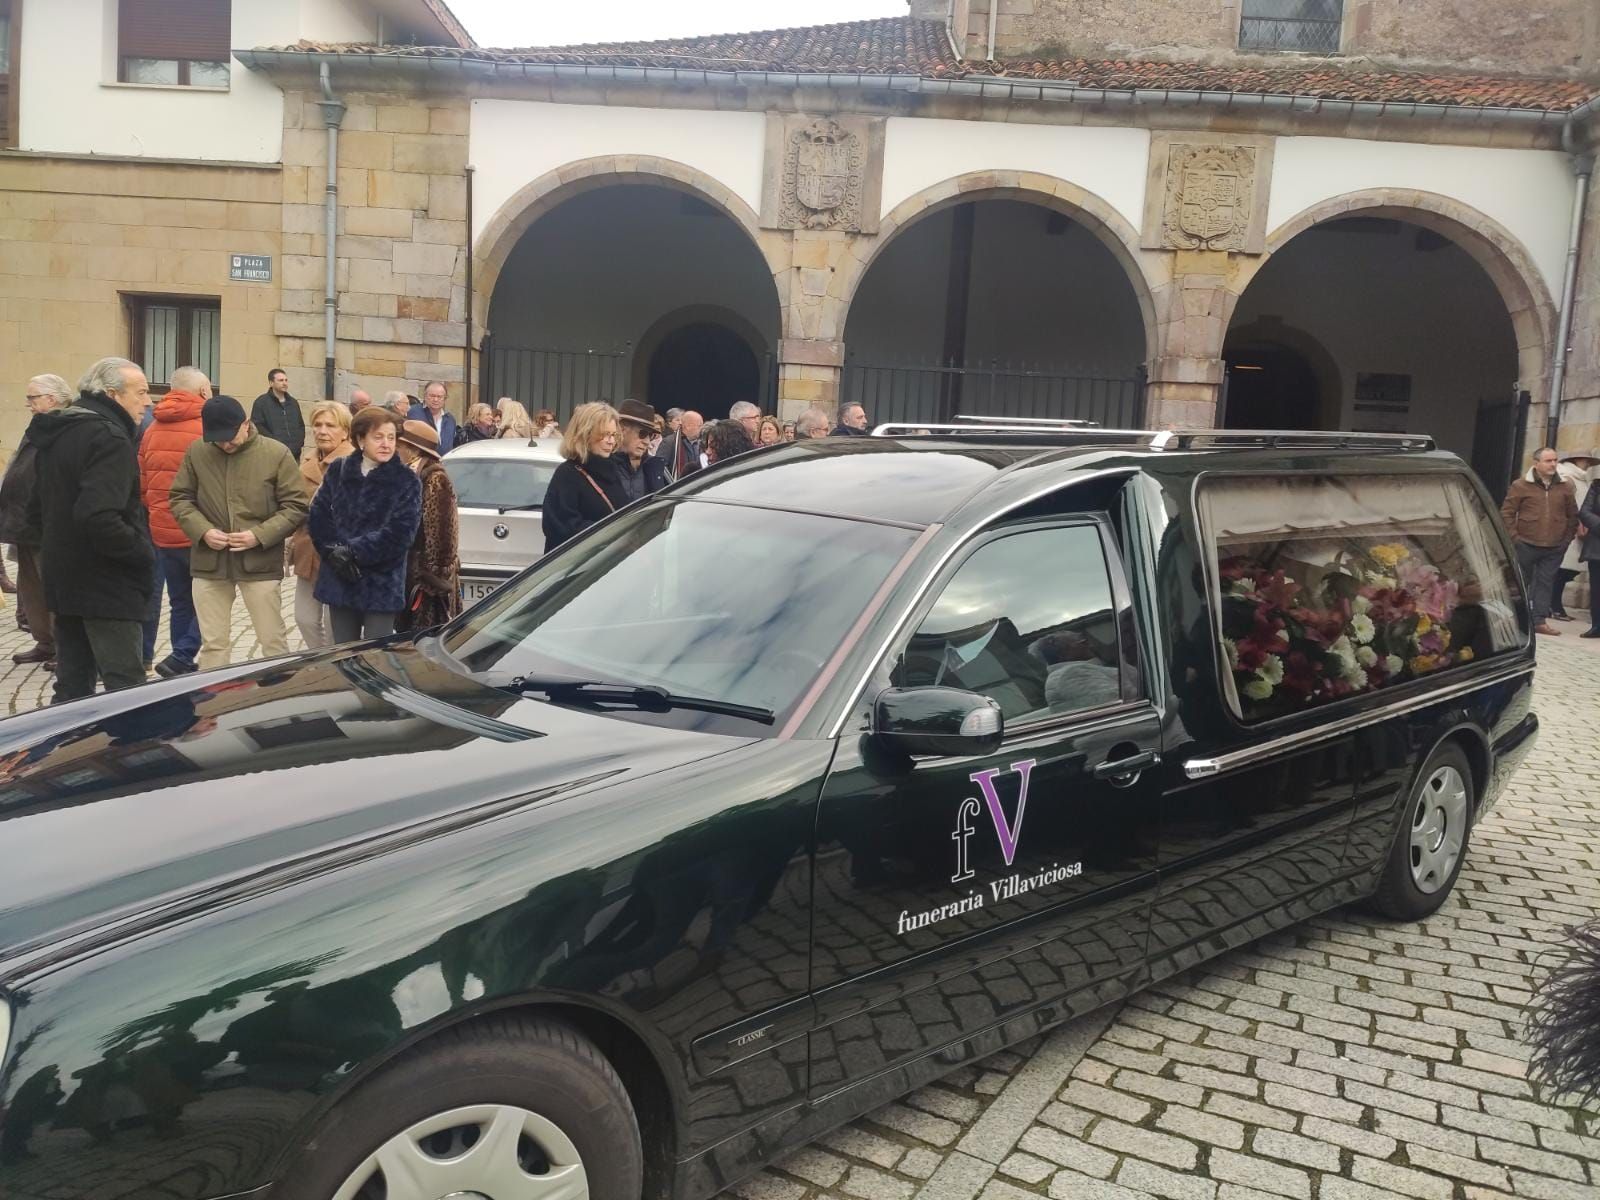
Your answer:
[192,577,289,670]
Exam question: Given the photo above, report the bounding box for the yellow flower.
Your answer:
[1416,615,1432,635]
[1457,647,1474,662]
[1409,655,1437,674]
[1437,628,1451,649]
[1369,544,1409,568]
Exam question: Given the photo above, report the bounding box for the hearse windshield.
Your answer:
[441,499,918,732]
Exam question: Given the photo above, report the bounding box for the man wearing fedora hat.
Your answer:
[394,419,461,631]
[615,398,668,504]
[168,394,307,669]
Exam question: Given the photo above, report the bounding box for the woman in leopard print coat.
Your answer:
[395,420,461,633]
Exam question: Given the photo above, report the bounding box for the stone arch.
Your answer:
[1223,317,1345,430]
[1228,189,1557,407]
[833,171,1161,364]
[474,156,786,342]
[629,303,774,411]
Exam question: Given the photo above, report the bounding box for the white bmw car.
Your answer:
[442,437,563,605]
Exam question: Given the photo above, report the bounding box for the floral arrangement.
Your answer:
[1219,542,1470,714]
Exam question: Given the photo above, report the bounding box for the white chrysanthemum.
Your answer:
[1223,637,1240,669]
[1352,595,1372,615]
[1258,654,1285,686]
[1385,654,1404,676]
[1357,645,1378,668]
[1350,613,1376,644]
[1229,578,1257,596]
[1243,678,1275,701]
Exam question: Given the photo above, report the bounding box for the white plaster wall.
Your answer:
[470,100,768,246]
[879,117,1151,233]
[1268,136,1575,303]
[299,0,380,44]
[16,0,308,161]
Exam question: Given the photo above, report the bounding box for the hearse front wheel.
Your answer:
[1371,742,1475,921]
[275,1014,643,1200]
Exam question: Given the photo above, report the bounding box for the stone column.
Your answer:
[1556,155,1600,452]
[1140,135,1274,430]
[776,338,845,420]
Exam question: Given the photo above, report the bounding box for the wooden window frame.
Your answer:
[126,293,222,394]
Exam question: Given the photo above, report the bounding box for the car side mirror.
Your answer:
[874,687,1004,758]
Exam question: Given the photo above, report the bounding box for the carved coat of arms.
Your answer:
[1162,144,1256,252]
[783,119,865,231]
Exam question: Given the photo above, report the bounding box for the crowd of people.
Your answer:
[4,358,875,703]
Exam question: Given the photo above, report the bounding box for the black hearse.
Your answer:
[0,425,1537,1199]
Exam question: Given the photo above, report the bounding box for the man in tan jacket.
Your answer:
[1501,446,1579,636]
[169,395,308,669]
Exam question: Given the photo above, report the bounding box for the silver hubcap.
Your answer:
[1409,765,1468,894]
[333,1104,588,1200]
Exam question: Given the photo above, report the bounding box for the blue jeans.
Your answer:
[155,546,200,666]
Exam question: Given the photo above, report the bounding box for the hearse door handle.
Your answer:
[1092,749,1160,781]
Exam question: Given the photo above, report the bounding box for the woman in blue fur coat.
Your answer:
[309,407,423,644]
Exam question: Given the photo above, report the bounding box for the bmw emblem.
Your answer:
[493,523,510,540]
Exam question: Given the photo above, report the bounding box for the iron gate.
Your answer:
[840,358,1147,428]
[1470,389,1532,502]
[480,340,631,424]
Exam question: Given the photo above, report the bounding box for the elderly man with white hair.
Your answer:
[26,357,155,701]
[0,373,75,669]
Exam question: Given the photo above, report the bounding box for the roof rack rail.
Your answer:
[1161,430,1437,452]
[952,414,1101,428]
[869,422,1437,454]
[871,422,1155,439]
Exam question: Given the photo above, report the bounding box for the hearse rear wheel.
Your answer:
[275,1014,642,1200]
[1370,742,1474,921]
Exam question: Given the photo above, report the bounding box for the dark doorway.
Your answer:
[1222,343,1325,431]
[647,323,761,420]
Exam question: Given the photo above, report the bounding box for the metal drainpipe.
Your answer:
[317,64,347,404]
[464,165,474,419]
[1549,115,1595,447]
[987,0,998,61]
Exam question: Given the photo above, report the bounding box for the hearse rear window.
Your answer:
[1197,473,1525,723]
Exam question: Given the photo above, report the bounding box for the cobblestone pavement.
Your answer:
[0,585,1596,1200]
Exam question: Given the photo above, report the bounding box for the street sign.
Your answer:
[229,254,272,282]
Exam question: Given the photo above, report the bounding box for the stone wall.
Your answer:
[1345,0,1600,75]
[273,87,472,412]
[0,154,282,453]
[956,0,1600,72]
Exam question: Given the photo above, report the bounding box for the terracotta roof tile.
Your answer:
[273,15,1597,114]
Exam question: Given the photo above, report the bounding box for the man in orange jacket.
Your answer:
[139,365,210,676]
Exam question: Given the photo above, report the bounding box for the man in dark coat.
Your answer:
[0,373,73,668]
[407,381,458,453]
[832,402,870,437]
[614,399,667,504]
[251,368,305,457]
[26,357,156,702]
[655,409,703,483]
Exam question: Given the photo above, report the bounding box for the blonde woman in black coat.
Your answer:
[540,403,627,555]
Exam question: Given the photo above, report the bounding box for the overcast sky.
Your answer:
[447,0,907,48]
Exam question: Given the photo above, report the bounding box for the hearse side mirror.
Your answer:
[874,687,1004,758]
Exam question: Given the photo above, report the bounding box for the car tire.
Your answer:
[273,1013,643,1200]
[1369,741,1475,921]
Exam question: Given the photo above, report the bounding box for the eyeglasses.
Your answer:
[24,394,45,402]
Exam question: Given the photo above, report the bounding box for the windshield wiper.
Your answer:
[496,502,543,514]
[505,676,775,724]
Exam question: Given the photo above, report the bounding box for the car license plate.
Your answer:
[459,578,502,605]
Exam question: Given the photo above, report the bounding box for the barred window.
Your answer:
[1198,474,1526,724]
[1240,0,1343,54]
[127,296,221,394]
